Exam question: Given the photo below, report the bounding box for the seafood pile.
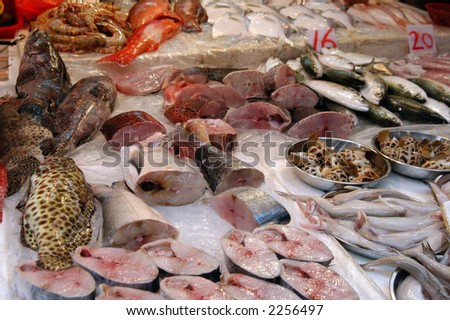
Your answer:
[288,134,385,183]
[30,2,131,53]
[377,130,450,170]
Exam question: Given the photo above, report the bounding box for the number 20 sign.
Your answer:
[407,24,437,54]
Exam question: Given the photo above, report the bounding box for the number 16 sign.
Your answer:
[407,24,437,55]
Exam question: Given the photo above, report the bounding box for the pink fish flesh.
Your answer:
[221,273,300,300]
[223,70,267,99]
[263,64,296,93]
[225,102,292,132]
[221,229,280,280]
[96,284,165,300]
[113,65,181,95]
[184,118,238,152]
[279,259,360,300]
[286,111,353,140]
[13,262,96,300]
[160,276,231,299]
[209,186,290,232]
[140,238,220,280]
[207,81,247,108]
[253,224,333,265]
[73,246,159,290]
[271,84,319,110]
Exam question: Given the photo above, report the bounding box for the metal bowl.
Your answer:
[286,137,391,191]
[372,130,450,181]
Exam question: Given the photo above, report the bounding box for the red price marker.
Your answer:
[306,28,338,53]
[407,24,436,55]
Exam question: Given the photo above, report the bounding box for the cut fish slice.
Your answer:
[160,275,231,299]
[96,284,166,300]
[209,186,290,231]
[73,246,159,291]
[221,229,280,280]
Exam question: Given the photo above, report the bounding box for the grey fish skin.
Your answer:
[383,95,448,124]
[409,77,450,106]
[16,29,71,121]
[42,76,117,156]
[209,187,290,232]
[328,188,417,205]
[363,255,450,300]
[322,68,366,88]
[194,143,264,194]
[363,101,402,127]
[404,250,450,287]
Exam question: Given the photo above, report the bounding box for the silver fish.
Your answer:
[364,212,442,233]
[409,77,450,106]
[382,75,428,103]
[405,248,450,286]
[327,187,417,205]
[317,54,355,71]
[423,97,450,123]
[360,71,387,105]
[373,197,440,216]
[321,48,386,66]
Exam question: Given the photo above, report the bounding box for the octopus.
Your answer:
[289,133,382,183]
[377,130,450,170]
[30,2,131,54]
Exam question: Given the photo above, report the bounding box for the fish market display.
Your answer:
[160,275,231,300]
[122,144,208,206]
[376,130,450,169]
[184,118,238,152]
[42,76,117,156]
[382,75,427,103]
[91,183,178,251]
[222,70,266,99]
[31,2,130,53]
[253,224,333,265]
[279,259,360,300]
[209,187,290,231]
[100,111,167,150]
[73,246,159,290]
[194,143,265,194]
[383,95,447,124]
[96,284,165,300]
[141,238,219,279]
[13,262,96,300]
[270,84,318,110]
[0,163,6,223]
[174,0,208,32]
[221,229,280,280]
[221,273,300,300]
[20,157,95,271]
[409,78,450,107]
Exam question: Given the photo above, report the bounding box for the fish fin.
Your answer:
[377,196,407,216]
[97,51,135,67]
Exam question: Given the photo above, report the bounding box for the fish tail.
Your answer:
[38,251,73,271]
[96,51,135,67]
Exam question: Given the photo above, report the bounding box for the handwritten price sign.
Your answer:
[407,24,436,55]
[306,28,338,53]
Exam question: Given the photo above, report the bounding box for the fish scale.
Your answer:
[21,156,95,271]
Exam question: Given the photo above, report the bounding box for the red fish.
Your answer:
[127,0,171,30]
[0,163,7,223]
[174,0,208,33]
[97,11,181,66]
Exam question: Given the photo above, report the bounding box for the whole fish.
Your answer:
[317,54,355,71]
[321,99,359,126]
[405,249,450,286]
[97,11,182,66]
[321,48,386,66]
[174,0,208,32]
[327,187,417,205]
[194,143,265,195]
[160,276,231,299]
[279,259,360,300]
[16,29,71,121]
[360,71,387,105]
[13,262,96,300]
[73,246,159,290]
[91,182,178,251]
[96,284,165,300]
[409,77,450,106]
[253,224,333,265]
[383,95,448,124]
[363,255,450,300]
[209,187,290,231]
[20,156,95,271]
[323,68,366,88]
[221,273,300,300]
[127,0,171,30]
[364,101,402,127]
[302,80,369,112]
[422,97,450,123]
[221,229,280,280]
[364,212,441,233]
[42,76,117,156]
[382,75,428,103]
[141,238,219,280]
[300,47,323,78]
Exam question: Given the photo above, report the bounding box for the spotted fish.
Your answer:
[20,156,95,271]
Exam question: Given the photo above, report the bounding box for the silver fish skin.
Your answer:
[409,77,450,106]
[405,250,450,287]
[423,97,450,123]
[365,101,402,127]
[300,48,323,78]
[321,48,386,66]
[328,188,417,205]
[360,71,387,105]
[302,80,369,112]
[382,75,428,103]
[322,68,366,88]
[363,255,450,300]
[373,197,440,216]
[317,54,355,71]
[364,212,442,233]
[42,76,117,156]
[209,187,290,232]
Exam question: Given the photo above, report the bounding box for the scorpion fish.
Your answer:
[20,156,95,271]
[127,0,171,30]
[174,0,208,33]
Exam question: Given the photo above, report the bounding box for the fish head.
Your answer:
[24,29,53,57]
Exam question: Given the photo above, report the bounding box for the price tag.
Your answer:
[306,28,338,53]
[407,24,437,55]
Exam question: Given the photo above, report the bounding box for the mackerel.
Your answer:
[364,101,402,127]
[322,68,366,88]
[300,47,323,78]
[302,80,369,112]
[409,77,450,106]
[382,75,428,102]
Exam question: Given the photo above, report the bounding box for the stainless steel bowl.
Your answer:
[286,137,391,191]
[372,130,450,181]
